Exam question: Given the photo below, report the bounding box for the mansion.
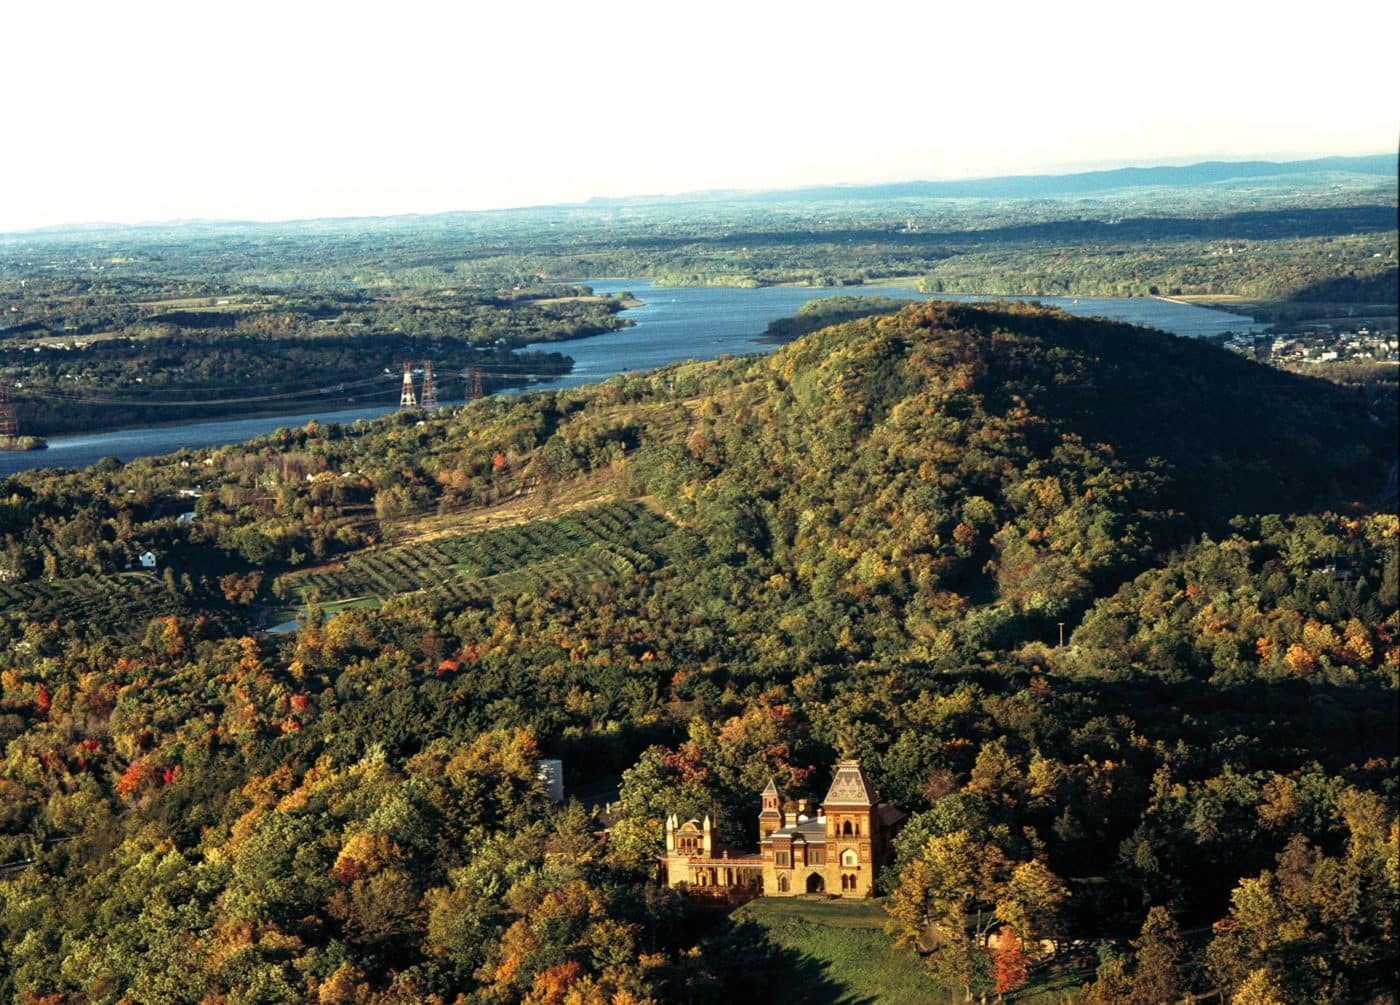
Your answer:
[662,760,904,898]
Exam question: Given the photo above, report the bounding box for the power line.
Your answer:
[4,356,608,411]
[22,373,397,407]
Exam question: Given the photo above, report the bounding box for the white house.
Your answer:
[139,551,157,569]
[534,759,565,803]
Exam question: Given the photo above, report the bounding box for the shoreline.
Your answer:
[33,400,409,442]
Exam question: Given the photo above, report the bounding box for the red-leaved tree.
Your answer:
[991,928,1030,998]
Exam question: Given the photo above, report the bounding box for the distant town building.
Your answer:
[139,551,158,569]
[663,759,904,898]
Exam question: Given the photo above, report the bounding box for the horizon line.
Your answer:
[3,149,1394,239]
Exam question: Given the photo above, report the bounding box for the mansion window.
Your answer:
[776,851,789,867]
[841,849,858,868]
[808,849,824,865]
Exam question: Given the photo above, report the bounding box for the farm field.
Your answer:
[274,500,677,612]
[0,572,179,636]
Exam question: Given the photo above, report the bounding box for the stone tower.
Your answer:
[821,759,879,896]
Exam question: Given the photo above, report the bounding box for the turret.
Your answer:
[665,814,676,854]
[759,777,783,839]
[702,814,713,856]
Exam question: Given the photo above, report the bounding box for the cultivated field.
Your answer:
[0,572,178,634]
[277,500,676,610]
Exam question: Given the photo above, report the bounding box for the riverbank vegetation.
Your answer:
[0,435,45,451]
[760,295,913,342]
[0,298,1394,1002]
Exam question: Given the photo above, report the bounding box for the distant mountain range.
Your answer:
[577,153,1398,207]
[6,154,1394,238]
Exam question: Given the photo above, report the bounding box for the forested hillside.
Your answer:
[0,302,1394,1003]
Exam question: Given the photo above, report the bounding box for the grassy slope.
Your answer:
[735,898,933,1005]
[736,898,1094,1004]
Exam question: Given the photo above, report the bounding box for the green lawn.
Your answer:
[733,898,1088,1004]
[733,898,935,1005]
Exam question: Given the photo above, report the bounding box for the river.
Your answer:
[516,280,1263,391]
[0,282,1262,476]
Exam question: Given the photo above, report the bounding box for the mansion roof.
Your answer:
[762,817,828,844]
[759,803,905,846]
[823,759,878,807]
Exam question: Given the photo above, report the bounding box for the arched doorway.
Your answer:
[806,872,825,894]
[777,874,789,893]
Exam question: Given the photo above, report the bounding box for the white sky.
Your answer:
[2,0,1395,232]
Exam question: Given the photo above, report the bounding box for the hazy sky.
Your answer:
[3,0,1395,232]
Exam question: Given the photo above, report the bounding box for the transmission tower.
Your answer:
[420,360,438,409]
[0,380,18,437]
[399,361,418,409]
[465,367,484,401]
